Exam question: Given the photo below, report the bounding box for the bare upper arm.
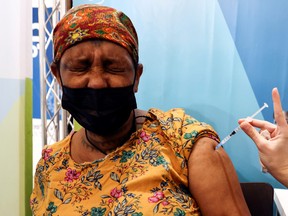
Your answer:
[187,137,250,216]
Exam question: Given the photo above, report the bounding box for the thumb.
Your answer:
[240,121,264,148]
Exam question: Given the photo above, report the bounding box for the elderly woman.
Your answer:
[31,4,250,216]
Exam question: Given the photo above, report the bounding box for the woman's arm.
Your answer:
[188,137,250,215]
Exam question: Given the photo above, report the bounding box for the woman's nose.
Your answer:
[86,70,108,89]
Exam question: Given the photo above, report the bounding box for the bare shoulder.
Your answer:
[135,109,148,129]
[135,109,148,116]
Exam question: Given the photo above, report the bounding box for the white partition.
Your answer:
[0,1,32,215]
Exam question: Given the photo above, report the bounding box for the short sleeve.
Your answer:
[180,112,220,160]
[148,108,219,162]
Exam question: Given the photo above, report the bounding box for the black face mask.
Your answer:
[61,85,137,136]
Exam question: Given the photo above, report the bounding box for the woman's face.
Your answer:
[54,40,142,90]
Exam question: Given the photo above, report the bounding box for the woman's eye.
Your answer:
[65,59,92,72]
[107,67,125,73]
[70,66,89,72]
[67,63,91,72]
[103,60,125,73]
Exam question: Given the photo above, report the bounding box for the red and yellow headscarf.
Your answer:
[53,4,139,64]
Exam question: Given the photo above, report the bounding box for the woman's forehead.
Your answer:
[60,40,133,64]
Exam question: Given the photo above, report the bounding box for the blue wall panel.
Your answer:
[218,0,288,123]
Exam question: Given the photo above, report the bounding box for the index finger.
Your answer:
[238,118,276,133]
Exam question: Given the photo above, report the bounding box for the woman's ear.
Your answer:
[133,63,143,93]
[50,62,61,84]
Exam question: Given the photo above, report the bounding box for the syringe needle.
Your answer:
[215,103,269,150]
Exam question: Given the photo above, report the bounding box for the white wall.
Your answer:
[0,0,32,215]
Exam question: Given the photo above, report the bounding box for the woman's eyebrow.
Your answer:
[104,54,132,65]
[61,58,91,69]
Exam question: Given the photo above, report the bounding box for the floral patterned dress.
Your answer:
[31,108,219,216]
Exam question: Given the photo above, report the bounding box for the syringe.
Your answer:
[215,103,269,150]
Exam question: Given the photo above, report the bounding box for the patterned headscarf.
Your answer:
[53,4,139,64]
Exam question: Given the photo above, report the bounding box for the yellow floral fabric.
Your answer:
[31,108,219,216]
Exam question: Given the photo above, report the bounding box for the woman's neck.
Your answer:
[70,109,148,163]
